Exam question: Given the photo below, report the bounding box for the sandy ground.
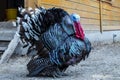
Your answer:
[0,42,120,80]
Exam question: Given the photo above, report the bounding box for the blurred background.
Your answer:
[0,0,24,21]
[0,0,120,31]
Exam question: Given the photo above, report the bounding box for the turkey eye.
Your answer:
[73,16,76,19]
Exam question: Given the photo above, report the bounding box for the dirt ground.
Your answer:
[0,42,120,80]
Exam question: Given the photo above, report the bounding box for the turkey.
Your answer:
[16,6,91,77]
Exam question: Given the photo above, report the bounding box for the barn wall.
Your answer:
[25,0,120,31]
[37,0,100,31]
[102,1,120,30]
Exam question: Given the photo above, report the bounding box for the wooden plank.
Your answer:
[0,47,7,52]
[82,24,100,30]
[0,42,9,47]
[112,0,120,8]
[102,9,112,15]
[102,15,120,21]
[81,18,100,25]
[102,20,120,26]
[111,11,120,17]
[40,0,61,6]
[25,0,37,8]
[103,26,120,30]
[0,31,15,41]
[102,2,120,13]
[62,1,99,13]
[59,7,100,19]
[40,0,99,13]
[68,0,99,8]
[102,9,120,18]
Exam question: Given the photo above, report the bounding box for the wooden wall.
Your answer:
[25,0,120,31]
[102,1,120,30]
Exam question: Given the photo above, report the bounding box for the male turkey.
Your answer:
[16,7,91,77]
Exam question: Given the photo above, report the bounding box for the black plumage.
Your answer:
[16,7,91,77]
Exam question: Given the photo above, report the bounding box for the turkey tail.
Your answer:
[16,7,46,51]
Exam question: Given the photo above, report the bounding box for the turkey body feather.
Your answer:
[17,7,91,77]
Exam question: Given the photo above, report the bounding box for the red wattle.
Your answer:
[74,21,85,40]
